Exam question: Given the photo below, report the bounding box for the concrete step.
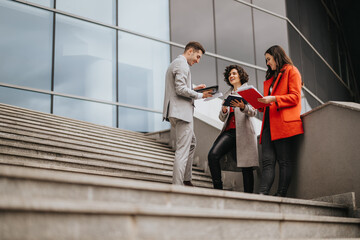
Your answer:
[0,121,176,163]
[0,130,208,176]
[0,103,169,148]
[0,115,174,157]
[0,165,351,218]
[145,129,171,145]
[1,197,359,239]
[0,107,171,151]
[0,145,212,187]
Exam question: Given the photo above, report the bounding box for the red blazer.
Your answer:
[259,64,304,143]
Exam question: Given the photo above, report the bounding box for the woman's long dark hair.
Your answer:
[265,45,293,80]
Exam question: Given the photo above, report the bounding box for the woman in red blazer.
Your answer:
[257,45,304,197]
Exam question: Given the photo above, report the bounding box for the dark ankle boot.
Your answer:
[213,180,223,189]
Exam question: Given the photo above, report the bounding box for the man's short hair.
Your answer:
[184,41,205,54]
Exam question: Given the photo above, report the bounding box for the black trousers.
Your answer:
[259,110,299,197]
[208,129,254,193]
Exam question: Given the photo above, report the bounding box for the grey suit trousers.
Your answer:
[169,117,196,185]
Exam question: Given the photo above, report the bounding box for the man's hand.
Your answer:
[258,96,276,104]
[194,84,206,91]
[202,90,213,98]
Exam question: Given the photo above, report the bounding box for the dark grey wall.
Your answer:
[286,0,353,108]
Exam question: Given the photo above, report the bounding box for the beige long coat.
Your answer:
[218,87,259,170]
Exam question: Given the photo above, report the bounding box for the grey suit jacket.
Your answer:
[163,55,201,123]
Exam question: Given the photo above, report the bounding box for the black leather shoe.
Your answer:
[183,181,194,187]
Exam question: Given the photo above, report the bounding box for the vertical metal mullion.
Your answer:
[50,0,57,114]
[212,0,219,87]
[115,0,119,128]
[168,0,172,62]
[250,0,261,119]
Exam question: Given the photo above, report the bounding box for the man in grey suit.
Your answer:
[163,41,213,186]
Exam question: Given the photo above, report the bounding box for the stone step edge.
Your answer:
[0,152,211,182]
[0,119,174,156]
[1,198,359,224]
[0,132,175,164]
[0,113,172,151]
[0,104,159,141]
[0,126,176,162]
[0,163,213,188]
[0,134,207,174]
[0,103,145,136]
[0,113,170,151]
[0,165,347,211]
[0,145,207,176]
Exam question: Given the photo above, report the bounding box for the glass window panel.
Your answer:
[170,0,215,52]
[256,69,266,96]
[253,9,289,68]
[118,0,169,40]
[118,32,170,111]
[171,46,217,90]
[287,23,302,69]
[315,56,352,103]
[301,90,313,114]
[0,87,50,113]
[214,0,255,64]
[300,38,317,98]
[118,107,170,133]
[56,0,115,25]
[0,1,52,90]
[27,0,54,8]
[54,15,116,102]
[53,96,116,127]
[303,91,321,111]
[252,0,286,16]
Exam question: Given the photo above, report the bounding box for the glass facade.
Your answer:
[0,0,354,132]
[0,0,170,132]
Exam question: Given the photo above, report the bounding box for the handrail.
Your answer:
[234,0,352,94]
[0,82,163,114]
[6,0,324,106]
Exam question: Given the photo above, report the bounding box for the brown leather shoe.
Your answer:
[183,181,194,187]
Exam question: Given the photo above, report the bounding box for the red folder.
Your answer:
[237,85,271,109]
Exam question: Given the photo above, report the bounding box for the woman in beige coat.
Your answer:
[208,65,259,192]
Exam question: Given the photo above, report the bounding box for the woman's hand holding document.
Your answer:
[236,85,271,109]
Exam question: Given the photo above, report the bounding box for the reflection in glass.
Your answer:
[0,87,50,113]
[118,107,169,132]
[56,0,116,25]
[214,0,255,64]
[256,70,266,96]
[54,15,116,102]
[170,0,215,52]
[118,32,169,111]
[252,0,286,16]
[118,0,169,39]
[301,90,313,114]
[0,1,52,90]
[27,0,54,8]
[253,9,289,68]
[53,96,116,127]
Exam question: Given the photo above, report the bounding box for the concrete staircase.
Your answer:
[0,103,359,239]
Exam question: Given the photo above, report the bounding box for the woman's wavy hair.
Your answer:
[223,65,249,87]
[265,45,293,80]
